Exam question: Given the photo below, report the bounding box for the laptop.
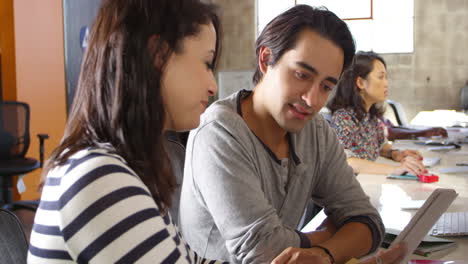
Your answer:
[431,211,468,237]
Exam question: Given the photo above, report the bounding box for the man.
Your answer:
[180,5,384,263]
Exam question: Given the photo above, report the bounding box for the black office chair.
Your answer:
[0,208,29,264]
[0,101,49,210]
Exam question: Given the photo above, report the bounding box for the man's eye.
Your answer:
[322,83,334,92]
[295,71,308,80]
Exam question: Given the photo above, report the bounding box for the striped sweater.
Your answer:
[28,147,225,264]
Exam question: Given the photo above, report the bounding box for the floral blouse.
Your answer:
[331,108,387,161]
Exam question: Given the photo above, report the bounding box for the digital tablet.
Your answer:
[390,188,458,263]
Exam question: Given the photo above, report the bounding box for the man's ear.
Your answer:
[148,35,169,68]
[258,46,272,74]
[355,76,367,90]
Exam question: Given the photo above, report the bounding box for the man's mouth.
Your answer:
[288,104,313,120]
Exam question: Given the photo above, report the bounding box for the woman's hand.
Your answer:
[392,156,426,175]
[360,243,407,264]
[271,247,331,264]
[392,149,422,162]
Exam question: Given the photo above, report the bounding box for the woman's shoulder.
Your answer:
[45,147,142,197]
[333,107,355,115]
[34,147,196,263]
[76,147,128,166]
[53,147,130,174]
[331,107,357,123]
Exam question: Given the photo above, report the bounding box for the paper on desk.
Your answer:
[428,146,456,151]
[301,209,326,233]
[438,166,468,174]
[400,200,426,210]
[446,151,468,155]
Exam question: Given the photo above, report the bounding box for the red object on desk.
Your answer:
[417,173,439,183]
[409,260,462,264]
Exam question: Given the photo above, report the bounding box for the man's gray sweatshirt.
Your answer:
[179,91,384,263]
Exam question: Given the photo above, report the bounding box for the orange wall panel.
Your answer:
[14,0,67,200]
[0,0,17,101]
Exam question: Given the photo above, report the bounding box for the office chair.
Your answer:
[386,99,409,127]
[0,208,29,264]
[319,107,332,124]
[0,101,49,210]
[461,82,468,111]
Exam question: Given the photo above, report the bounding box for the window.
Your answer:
[256,0,294,36]
[257,0,414,53]
[297,0,372,19]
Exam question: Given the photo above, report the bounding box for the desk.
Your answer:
[302,141,468,261]
[359,141,468,261]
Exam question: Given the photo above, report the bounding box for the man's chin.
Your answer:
[283,115,316,133]
[286,127,303,133]
[282,122,307,133]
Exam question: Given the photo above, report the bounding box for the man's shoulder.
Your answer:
[204,100,240,123]
[197,94,249,135]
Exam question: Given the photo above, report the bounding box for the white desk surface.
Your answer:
[358,140,468,261]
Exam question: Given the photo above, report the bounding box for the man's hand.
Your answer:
[271,247,331,264]
[422,127,448,138]
[271,243,406,264]
[360,243,407,264]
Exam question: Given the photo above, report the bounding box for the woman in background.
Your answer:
[28,0,226,263]
[328,51,425,175]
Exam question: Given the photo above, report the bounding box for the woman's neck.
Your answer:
[362,95,373,112]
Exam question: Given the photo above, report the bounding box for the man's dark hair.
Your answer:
[252,5,355,85]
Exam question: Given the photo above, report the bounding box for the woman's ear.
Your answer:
[355,76,367,91]
[258,46,272,75]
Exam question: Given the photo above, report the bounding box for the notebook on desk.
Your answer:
[390,188,458,264]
